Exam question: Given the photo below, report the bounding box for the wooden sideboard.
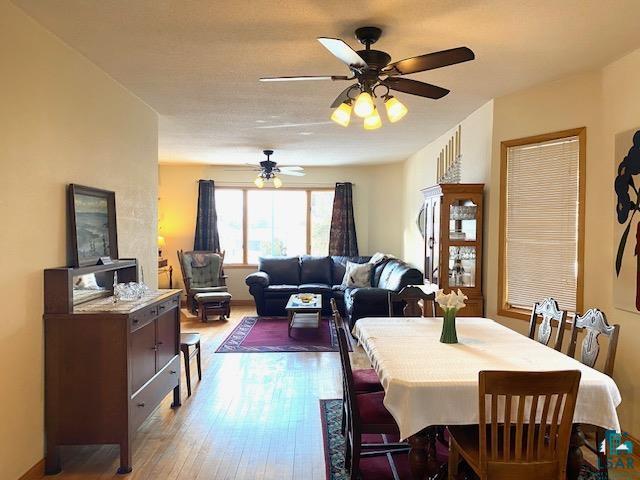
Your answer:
[43,259,182,475]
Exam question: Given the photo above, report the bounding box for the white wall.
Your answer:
[158,163,404,300]
[401,101,494,270]
[0,2,158,478]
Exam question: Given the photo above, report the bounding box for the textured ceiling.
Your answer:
[14,0,640,166]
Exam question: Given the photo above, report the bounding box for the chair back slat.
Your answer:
[388,286,436,317]
[478,370,581,479]
[567,308,620,377]
[528,297,567,351]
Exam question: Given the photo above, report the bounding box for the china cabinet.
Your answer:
[421,183,484,316]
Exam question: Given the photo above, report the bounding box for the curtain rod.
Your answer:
[197,180,353,187]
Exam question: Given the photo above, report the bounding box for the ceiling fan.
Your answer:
[224,150,305,188]
[260,26,475,129]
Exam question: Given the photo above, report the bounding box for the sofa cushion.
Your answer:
[342,261,373,287]
[299,283,332,294]
[264,284,299,295]
[332,284,346,292]
[377,259,422,291]
[331,256,371,285]
[259,257,300,285]
[300,255,332,285]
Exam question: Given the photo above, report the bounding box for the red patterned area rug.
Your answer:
[319,399,600,480]
[216,316,346,353]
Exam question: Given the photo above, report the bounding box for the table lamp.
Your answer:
[157,235,166,258]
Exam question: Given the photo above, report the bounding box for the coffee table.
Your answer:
[285,293,322,337]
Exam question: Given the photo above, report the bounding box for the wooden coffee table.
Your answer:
[286,294,322,337]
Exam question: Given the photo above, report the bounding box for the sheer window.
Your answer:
[310,190,335,256]
[215,189,243,264]
[499,129,585,317]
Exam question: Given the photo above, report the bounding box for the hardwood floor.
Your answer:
[29,306,638,480]
[33,306,345,480]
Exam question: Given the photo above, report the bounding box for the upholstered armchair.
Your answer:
[177,250,228,313]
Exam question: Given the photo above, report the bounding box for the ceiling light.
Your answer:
[254,176,265,188]
[363,107,382,130]
[384,96,408,123]
[273,177,283,188]
[331,101,352,127]
[353,91,374,118]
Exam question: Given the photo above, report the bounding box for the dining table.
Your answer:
[352,316,622,480]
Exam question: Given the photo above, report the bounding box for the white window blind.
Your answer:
[505,136,580,311]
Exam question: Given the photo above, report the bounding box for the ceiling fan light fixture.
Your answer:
[273,176,283,188]
[363,107,382,130]
[384,95,408,123]
[353,91,374,118]
[254,176,265,188]
[330,101,352,127]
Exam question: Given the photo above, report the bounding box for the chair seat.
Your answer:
[353,368,384,393]
[191,286,229,294]
[357,391,398,429]
[180,332,201,346]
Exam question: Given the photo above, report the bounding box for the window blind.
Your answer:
[505,136,580,312]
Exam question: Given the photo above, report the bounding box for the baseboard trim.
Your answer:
[231,299,255,307]
[18,458,44,480]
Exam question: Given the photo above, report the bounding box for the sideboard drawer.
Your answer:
[129,305,158,332]
[156,295,179,316]
[130,355,180,431]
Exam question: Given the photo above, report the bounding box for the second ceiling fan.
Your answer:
[260,27,475,129]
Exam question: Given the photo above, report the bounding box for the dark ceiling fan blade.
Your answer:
[318,38,368,70]
[259,75,349,82]
[384,78,450,99]
[383,47,475,75]
[330,83,359,108]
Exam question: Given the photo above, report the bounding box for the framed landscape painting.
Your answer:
[614,128,640,313]
[68,184,118,267]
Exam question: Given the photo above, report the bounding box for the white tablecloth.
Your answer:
[352,317,621,440]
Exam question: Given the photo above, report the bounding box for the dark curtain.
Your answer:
[329,182,359,256]
[193,179,221,251]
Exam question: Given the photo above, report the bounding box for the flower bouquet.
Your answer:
[435,289,468,344]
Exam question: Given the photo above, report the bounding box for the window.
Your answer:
[498,128,585,319]
[215,188,334,265]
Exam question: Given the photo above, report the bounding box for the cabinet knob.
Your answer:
[159,305,166,311]
[170,370,177,375]
[132,319,139,324]
[137,402,145,407]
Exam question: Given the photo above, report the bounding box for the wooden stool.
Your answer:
[194,292,232,322]
[180,333,202,397]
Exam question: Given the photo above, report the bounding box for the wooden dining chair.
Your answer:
[388,285,436,317]
[448,370,581,480]
[336,325,409,480]
[528,297,567,351]
[330,298,383,436]
[566,308,620,476]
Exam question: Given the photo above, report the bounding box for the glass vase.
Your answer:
[440,308,459,344]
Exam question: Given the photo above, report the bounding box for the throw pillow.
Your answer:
[342,261,373,288]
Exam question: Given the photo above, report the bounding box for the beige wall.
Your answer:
[487,54,640,436]
[0,3,158,478]
[401,101,494,270]
[158,163,403,300]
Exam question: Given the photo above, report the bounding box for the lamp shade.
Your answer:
[273,177,283,188]
[363,107,382,130]
[353,91,374,118]
[331,102,352,127]
[384,96,408,123]
[254,176,265,188]
[157,235,166,247]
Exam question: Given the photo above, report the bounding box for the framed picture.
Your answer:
[68,184,118,267]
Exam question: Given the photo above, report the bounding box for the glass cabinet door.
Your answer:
[449,199,477,241]
[448,246,476,287]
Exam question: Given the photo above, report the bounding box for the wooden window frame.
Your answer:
[497,127,586,321]
[216,186,334,268]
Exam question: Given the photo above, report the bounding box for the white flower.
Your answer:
[435,289,468,312]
